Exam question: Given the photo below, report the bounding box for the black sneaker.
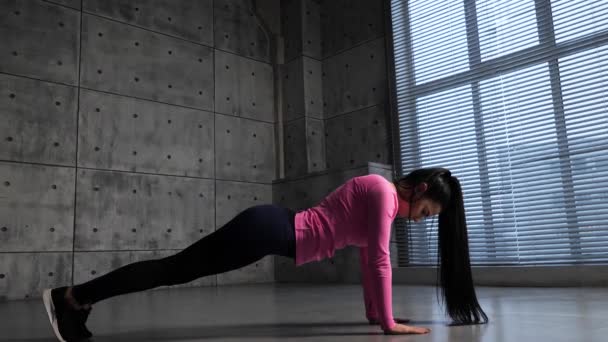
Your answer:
[76,306,93,338]
[42,287,91,341]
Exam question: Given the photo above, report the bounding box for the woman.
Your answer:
[43,167,487,341]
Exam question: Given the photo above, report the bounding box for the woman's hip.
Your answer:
[225,204,296,258]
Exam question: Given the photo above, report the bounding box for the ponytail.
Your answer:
[394,167,488,325]
[437,176,488,324]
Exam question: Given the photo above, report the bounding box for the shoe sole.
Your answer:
[42,288,67,342]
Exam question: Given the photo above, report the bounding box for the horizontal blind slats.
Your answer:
[390,0,608,266]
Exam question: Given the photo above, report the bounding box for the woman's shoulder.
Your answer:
[353,174,392,190]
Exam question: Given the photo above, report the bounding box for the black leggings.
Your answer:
[71,204,296,305]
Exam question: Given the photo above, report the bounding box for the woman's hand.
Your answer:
[368,317,410,325]
[384,323,431,335]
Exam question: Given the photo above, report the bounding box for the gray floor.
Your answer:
[1,284,607,342]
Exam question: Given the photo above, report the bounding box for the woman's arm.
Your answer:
[366,189,397,332]
[365,186,428,334]
[359,247,379,321]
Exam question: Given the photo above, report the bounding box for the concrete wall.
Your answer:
[1,0,398,299]
[0,0,280,301]
[279,0,389,178]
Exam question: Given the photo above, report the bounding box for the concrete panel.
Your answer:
[306,117,326,172]
[254,0,281,36]
[302,56,323,119]
[0,252,72,300]
[217,256,273,284]
[283,118,307,178]
[0,74,77,166]
[282,57,322,121]
[284,116,325,178]
[214,0,271,63]
[281,0,303,63]
[214,114,275,183]
[325,105,390,171]
[282,0,321,63]
[214,50,274,122]
[81,14,213,110]
[74,169,215,251]
[74,250,216,291]
[83,0,213,46]
[78,90,214,178]
[282,58,305,121]
[0,0,80,85]
[321,0,384,58]
[0,162,75,252]
[45,0,81,10]
[323,37,387,117]
[215,180,272,229]
[301,0,322,60]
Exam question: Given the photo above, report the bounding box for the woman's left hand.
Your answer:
[368,317,411,325]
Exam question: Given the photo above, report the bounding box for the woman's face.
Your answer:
[408,197,442,222]
[393,182,442,221]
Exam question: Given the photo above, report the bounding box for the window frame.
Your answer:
[385,0,608,266]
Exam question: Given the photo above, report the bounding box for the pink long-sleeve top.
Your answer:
[293,174,398,331]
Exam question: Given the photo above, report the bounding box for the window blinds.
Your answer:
[389,0,608,265]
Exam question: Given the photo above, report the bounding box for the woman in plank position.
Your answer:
[43,167,487,341]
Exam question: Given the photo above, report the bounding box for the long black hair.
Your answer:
[392,167,488,325]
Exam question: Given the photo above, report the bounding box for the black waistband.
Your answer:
[286,208,296,227]
[285,207,297,259]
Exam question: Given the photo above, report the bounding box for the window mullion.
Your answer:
[464,0,497,262]
[412,30,608,98]
[534,0,582,258]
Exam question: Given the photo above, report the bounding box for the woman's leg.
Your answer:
[71,204,296,306]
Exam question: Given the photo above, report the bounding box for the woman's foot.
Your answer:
[42,286,93,341]
[66,287,93,338]
[65,287,93,313]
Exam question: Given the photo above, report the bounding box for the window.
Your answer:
[389,0,608,265]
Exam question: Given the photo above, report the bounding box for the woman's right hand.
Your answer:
[384,323,431,335]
